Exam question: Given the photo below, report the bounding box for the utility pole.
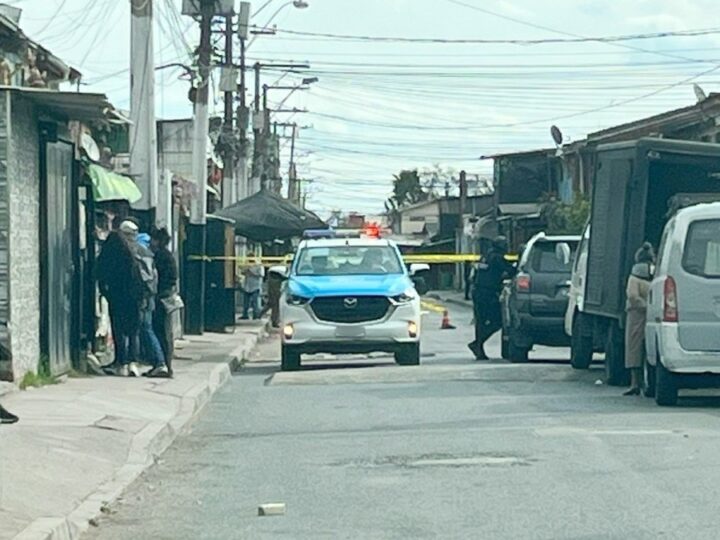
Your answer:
[288,123,297,203]
[236,2,250,202]
[185,0,214,335]
[220,12,235,208]
[457,170,468,291]
[129,0,158,224]
[251,62,263,194]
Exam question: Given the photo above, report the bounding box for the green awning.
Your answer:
[86,163,142,203]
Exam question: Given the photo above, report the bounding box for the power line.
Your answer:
[261,25,720,45]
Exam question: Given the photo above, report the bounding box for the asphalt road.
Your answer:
[87,302,720,540]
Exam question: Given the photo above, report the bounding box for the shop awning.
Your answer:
[86,163,142,203]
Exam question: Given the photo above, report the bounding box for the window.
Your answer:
[682,219,720,278]
[295,245,404,276]
[530,241,578,273]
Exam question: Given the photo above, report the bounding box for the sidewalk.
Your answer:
[426,289,473,309]
[0,321,268,540]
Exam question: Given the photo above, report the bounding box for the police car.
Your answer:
[277,229,428,371]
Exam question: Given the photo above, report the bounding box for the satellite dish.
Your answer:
[80,132,100,162]
[550,125,563,146]
[693,83,707,103]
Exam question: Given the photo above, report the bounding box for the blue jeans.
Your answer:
[140,308,165,367]
[242,290,261,320]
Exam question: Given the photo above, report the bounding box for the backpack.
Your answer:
[134,246,158,297]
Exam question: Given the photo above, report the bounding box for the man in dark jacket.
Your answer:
[468,236,514,361]
[150,227,178,376]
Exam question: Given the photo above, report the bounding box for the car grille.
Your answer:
[311,296,390,323]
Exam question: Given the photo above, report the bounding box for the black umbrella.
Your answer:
[213,189,326,242]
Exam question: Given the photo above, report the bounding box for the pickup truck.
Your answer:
[565,138,720,385]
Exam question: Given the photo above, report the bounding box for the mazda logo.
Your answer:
[343,297,358,309]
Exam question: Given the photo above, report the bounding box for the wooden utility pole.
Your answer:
[129,0,158,219]
[236,2,250,201]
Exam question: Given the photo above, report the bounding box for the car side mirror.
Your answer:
[409,263,430,276]
[269,265,288,280]
[412,276,429,295]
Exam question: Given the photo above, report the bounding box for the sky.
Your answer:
[11,0,720,217]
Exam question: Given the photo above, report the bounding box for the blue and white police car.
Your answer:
[277,229,428,371]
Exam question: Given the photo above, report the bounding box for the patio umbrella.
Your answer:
[213,189,326,242]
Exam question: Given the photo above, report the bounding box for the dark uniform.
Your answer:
[468,237,514,360]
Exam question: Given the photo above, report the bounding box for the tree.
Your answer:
[542,195,590,235]
[390,169,428,207]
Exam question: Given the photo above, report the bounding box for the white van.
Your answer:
[645,202,720,406]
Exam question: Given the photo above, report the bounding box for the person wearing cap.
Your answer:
[97,223,144,376]
[241,252,265,320]
[623,242,656,396]
[468,235,515,360]
[135,232,170,378]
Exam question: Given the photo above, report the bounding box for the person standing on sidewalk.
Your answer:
[241,252,265,320]
[0,403,18,424]
[135,232,170,378]
[150,227,179,377]
[97,226,144,376]
[468,236,514,361]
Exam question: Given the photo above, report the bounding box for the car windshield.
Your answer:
[294,245,404,276]
[530,241,579,273]
[682,219,720,278]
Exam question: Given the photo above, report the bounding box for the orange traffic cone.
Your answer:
[440,309,456,330]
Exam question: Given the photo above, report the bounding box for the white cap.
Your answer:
[119,220,139,235]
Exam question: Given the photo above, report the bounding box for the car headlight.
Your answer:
[286,294,310,306]
[391,287,417,304]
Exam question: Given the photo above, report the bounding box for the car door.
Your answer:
[675,218,720,352]
[529,240,578,317]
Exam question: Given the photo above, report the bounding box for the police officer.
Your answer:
[468,236,514,360]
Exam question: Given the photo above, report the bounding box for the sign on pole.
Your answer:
[238,2,251,39]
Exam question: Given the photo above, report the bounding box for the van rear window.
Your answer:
[530,241,578,273]
[682,219,720,278]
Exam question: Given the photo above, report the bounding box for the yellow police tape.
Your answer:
[187,253,519,266]
[188,254,519,266]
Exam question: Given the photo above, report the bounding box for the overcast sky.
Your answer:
[13,0,720,216]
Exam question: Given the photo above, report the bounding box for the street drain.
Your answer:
[337,452,531,469]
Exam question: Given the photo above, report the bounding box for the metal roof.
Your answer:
[0,87,129,124]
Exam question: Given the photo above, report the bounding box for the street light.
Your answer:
[249,0,310,46]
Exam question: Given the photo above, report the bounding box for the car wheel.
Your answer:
[281,344,301,371]
[604,321,629,386]
[508,336,529,363]
[395,343,420,366]
[570,314,593,370]
[642,355,656,398]
[655,358,678,407]
[501,329,510,360]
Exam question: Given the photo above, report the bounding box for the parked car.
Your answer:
[645,202,720,406]
[501,232,579,362]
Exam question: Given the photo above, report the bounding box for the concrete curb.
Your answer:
[426,292,473,310]
[13,325,268,540]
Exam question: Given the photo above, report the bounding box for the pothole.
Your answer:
[335,452,532,469]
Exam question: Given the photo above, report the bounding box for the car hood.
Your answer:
[287,273,412,298]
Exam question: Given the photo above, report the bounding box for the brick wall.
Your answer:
[7,95,40,381]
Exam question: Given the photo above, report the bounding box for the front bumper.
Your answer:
[657,323,720,374]
[280,298,421,355]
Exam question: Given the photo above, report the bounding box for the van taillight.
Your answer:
[516,274,531,291]
[663,276,678,322]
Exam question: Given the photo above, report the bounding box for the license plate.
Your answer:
[335,326,366,338]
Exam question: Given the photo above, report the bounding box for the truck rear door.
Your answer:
[529,240,578,316]
[676,218,720,352]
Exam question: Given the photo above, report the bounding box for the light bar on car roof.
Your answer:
[302,229,362,240]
